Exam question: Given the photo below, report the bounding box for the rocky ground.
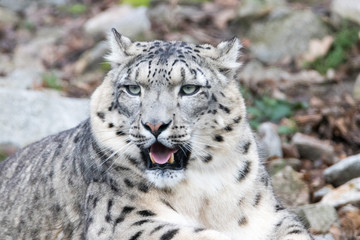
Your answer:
[0,0,359,239]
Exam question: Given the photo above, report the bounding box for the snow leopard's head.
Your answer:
[90,29,246,188]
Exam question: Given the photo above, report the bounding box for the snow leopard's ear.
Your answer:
[106,28,138,65]
[199,37,242,76]
[210,38,242,79]
[216,37,242,70]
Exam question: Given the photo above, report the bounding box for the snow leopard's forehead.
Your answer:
[134,40,212,63]
[123,41,212,87]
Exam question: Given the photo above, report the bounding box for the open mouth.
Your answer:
[141,142,190,170]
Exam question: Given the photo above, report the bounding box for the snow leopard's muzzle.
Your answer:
[139,120,191,171]
[140,142,190,171]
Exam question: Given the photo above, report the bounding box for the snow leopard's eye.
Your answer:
[180,85,200,96]
[125,85,141,96]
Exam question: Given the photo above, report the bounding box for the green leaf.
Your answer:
[122,0,151,7]
[42,72,62,91]
[100,62,112,72]
[307,22,359,74]
[247,96,306,129]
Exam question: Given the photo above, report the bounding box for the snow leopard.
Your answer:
[0,29,313,240]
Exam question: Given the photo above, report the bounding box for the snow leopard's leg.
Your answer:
[273,210,314,240]
[83,182,231,240]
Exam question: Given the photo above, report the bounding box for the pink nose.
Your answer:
[145,122,163,134]
[142,120,172,137]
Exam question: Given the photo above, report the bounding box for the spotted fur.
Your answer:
[0,29,312,240]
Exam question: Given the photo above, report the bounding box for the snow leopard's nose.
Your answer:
[142,120,172,137]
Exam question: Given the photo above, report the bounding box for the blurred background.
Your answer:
[0,0,359,238]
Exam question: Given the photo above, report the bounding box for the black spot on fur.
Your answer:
[137,210,156,217]
[129,230,143,240]
[275,219,284,228]
[275,203,285,212]
[123,206,136,214]
[203,155,212,163]
[211,94,217,102]
[124,178,135,188]
[93,197,98,208]
[108,123,114,128]
[132,219,151,226]
[113,166,131,172]
[233,116,242,124]
[237,197,244,206]
[109,178,120,193]
[180,67,185,82]
[238,216,248,226]
[116,130,126,136]
[194,228,205,232]
[97,112,105,120]
[260,174,269,187]
[287,229,302,235]
[138,182,149,193]
[160,229,179,240]
[105,199,113,222]
[224,125,233,132]
[127,157,138,166]
[150,225,165,235]
[237,161,251,182]
[219,104,231,114]
[114,206,135,226]
[214,134,224,142]
[242,141,251,154]
[161,199,177,212]
[253,193,262,207]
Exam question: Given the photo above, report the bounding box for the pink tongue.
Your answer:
[150,142,177,164]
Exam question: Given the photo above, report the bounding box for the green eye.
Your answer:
[126,85,141,96]
[180,85,200,96]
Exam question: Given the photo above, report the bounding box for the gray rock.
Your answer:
[292,133,335,164]
[295,204,338,233]
[0,54,15,76]
[84,5,150,39]
[0,0,71,11]
[238,60,325,89]
[148,3,206,32]
[258,122,283,159]
[313,234,335,240]
[74,41,108,74]
[0,88,89,148]
[13,28,65,70]
[267,158,301,176]
[0,6,19,25]
[248,10,328,63]
[0,69,42,89]
[236,0,287,19]
[321,178,360,207]
[0,0,30,12]
[313,185,334,202]
[271,166,309,207]
[353,73,360,100]
[324,154,360,187]
[331,0,360,26]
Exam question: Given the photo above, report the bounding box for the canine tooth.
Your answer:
[149,153,155,163]
[169,153,174,164]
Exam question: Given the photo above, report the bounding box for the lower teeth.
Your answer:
[169,154,174,164]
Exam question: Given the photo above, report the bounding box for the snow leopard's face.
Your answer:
[90,29,246,188]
